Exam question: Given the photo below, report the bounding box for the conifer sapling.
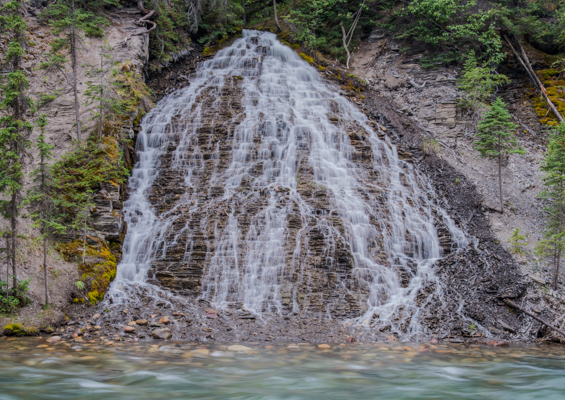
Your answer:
[474,97,525,213]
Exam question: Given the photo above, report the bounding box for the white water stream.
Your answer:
[108,30,467,336]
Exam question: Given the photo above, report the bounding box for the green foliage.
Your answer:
[457,51,509,109]
[285,0,368,60]
[474,97,524,160]
[423,137,440,155]
[75,280,85,290]
[0,278,31,314]
[395,0,503,64]
[474,97,524,213]
[509,227,528,257]
[142,0,202,70]
[0,0,33,289]
[24,114,67,239]
[50,135,129,235]
[537,122,565,288]
[40,0,118,39]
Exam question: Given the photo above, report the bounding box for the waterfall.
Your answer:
[108,30,467,337]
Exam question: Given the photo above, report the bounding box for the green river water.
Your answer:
[1,338,564,399]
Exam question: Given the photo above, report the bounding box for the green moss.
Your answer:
[58,239,118,305]
[3,323,37,336]
[529,68,565,126]
[299,53,314,64]
[203,46,218,57]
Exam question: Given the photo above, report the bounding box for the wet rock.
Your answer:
[159,316,171,325]
[345,336,357,343]
[227,345,252,352]
[488,340,509,347]
[46,336,62,344]
[150,321,160,327]
[151,328,172,340]
[318,344,331,349]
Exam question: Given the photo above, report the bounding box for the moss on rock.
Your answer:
[3,323,37,336]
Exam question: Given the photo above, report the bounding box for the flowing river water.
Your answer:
[1,338,565,399]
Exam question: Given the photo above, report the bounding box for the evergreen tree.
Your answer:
[537,122,565,290]
[474,97,525,214]
[24,115,66,307]
[40,0,120,141]
[0,0,32,291]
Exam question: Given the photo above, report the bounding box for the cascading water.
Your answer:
[108,30,467,338]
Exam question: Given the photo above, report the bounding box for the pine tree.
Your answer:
[0,0,32,291]
[40,0,120,142]
[24,115,66,307]
[474,97,525,214]
[537,122,565,290]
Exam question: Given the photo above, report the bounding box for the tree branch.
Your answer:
[504,299,565,338]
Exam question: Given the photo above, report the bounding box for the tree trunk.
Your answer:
[71,0,81,141]
[82,211,87,265]
[41,151,49,307]
[341,23,351,69]
[498,151,503,214]
[273,0,281,32]
[553,248,561,290]
[5,236,9,286]
[11,192,17,291]
[43,223,49,307]
[99,48,103,140]
[504,35,563,123]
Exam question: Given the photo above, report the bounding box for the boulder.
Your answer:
[151,328,172,340]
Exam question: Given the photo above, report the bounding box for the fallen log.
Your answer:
[503,35,563,123]
[504,299,565,338]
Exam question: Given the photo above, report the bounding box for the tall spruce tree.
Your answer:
[537,122,565,290]
[0,0,32,291]
[40,0,120,141]
[474,97,525,214]
[24,114,66,307]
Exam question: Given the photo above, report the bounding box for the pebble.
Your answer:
[227,345,252,352]
[46,336,62,344]
[136,319,148,326]
[127,321,137,326]
[124,326,136,333]
[159,316,171,325]
[318,344,331,349]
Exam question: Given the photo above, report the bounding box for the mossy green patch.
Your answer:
[3,323,37,336]
[299,53,314,64]
[57,239,117,305]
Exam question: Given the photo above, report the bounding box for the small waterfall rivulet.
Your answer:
[108,30,467,338]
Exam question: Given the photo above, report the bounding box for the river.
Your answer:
[1,338,564,399]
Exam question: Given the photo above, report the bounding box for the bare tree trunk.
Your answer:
[43,222,49,307]
[82,211,87,265]
[11,193,17,291]
[553,248,561,290]
[498,151,503,214]
[71,0,81,141]
[504,35,563,123]
[99,48,104,140]
[273,0,281,32]
[341,23,351,69]
[553,179,565,290]
[5,236,9,286]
